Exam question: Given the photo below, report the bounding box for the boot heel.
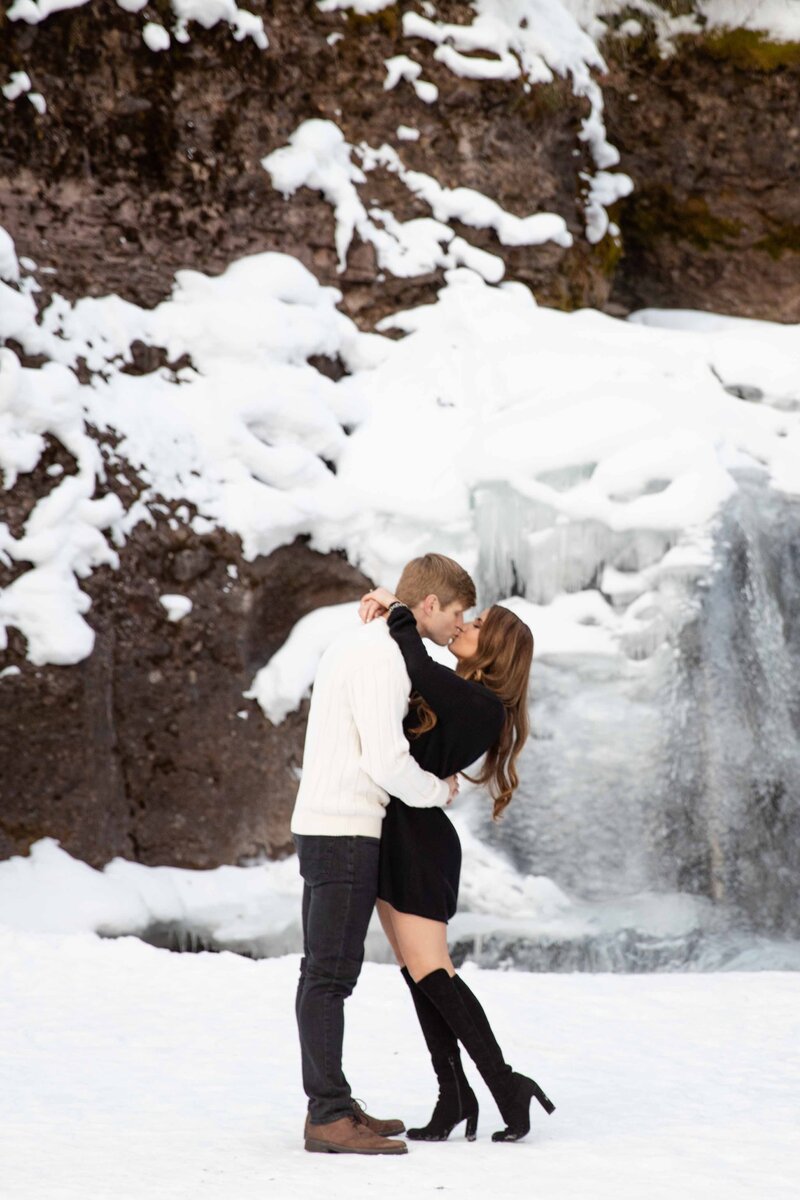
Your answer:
[465,1110,478,1141]
[491,1074,555,1142]
[531,1080,555,1116]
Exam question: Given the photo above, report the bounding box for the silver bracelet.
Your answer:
[387,601,408,614]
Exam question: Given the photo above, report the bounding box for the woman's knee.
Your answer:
[404,953,455,984]
[394,930,454,982]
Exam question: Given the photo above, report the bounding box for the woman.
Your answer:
[359,586,555,1143]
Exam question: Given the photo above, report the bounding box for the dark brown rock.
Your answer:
[171,547,213,583]
[3,5,796,329]
[0,1,595,323]
[0,517,372,868]
[604,31,800,320]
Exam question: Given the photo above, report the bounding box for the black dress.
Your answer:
[377,605,505,922]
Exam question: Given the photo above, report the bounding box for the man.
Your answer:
[291,552,477,1155]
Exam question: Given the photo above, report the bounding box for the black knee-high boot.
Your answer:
[401,968,479,1140]
[417,969,555,1142]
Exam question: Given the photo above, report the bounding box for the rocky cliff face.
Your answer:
[1,1,799,868]
[603,29,800,320]
[1,514,371,867]
[2,5,798,326]
[0,1,601,322]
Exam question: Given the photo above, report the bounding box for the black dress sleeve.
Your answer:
[387,605,504,756]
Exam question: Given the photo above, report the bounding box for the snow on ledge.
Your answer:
[262,118,571,281]
[382,53,439,102]
[400,1,632,243]
[2,225,799,671]
[2,70,34,101]
[0,227,21,283]
[159,594,193,622]
[0,836,577,952]
[0,838,302,947]
[569,1,800,55]
[7,0,268,49]
[143,21,171,52]
[245,601,361,723]
[361,140,573,249]
[699,0,800,41]
[6,0,90,21]
[0,243,366,666]
[318,0,395,12]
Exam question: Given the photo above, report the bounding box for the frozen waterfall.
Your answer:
[464,466,800,969]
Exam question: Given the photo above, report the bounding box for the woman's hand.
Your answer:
[367,586,400,609]
[358,586,401,624]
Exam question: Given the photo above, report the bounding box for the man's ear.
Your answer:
[422,593,440,615]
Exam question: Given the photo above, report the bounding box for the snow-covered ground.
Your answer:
[0,931,797,1200]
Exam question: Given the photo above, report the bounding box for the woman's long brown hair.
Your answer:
[409,605,534,820]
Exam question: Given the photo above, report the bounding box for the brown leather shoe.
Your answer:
[352,1099,405,1136]
[305,1114,407,1155]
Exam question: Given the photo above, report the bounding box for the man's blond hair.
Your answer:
[395,553,476,610]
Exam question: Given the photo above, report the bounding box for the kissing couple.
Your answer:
[290,553,555,1154]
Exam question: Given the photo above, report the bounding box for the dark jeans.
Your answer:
[294,833,380,1125]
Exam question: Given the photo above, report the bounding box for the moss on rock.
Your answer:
[691,29,800,71]
[343,8,402,38]
[593,231,624,278]
[627,186,742,251]
[755,223,800,259]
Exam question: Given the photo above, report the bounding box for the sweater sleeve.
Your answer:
[388,605,505,758]
[347,641,451,809]
[386,605,469,712]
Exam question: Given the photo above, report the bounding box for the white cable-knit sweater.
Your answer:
[290,618,449,838]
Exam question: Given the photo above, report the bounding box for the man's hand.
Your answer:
[445,775,459,806]
[358,586,401,624]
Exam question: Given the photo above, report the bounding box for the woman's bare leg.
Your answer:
[376,899,406,968]
[385,904,479,1139]
[386,904,456,982]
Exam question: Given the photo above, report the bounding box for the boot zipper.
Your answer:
[448,1054,463,1116]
